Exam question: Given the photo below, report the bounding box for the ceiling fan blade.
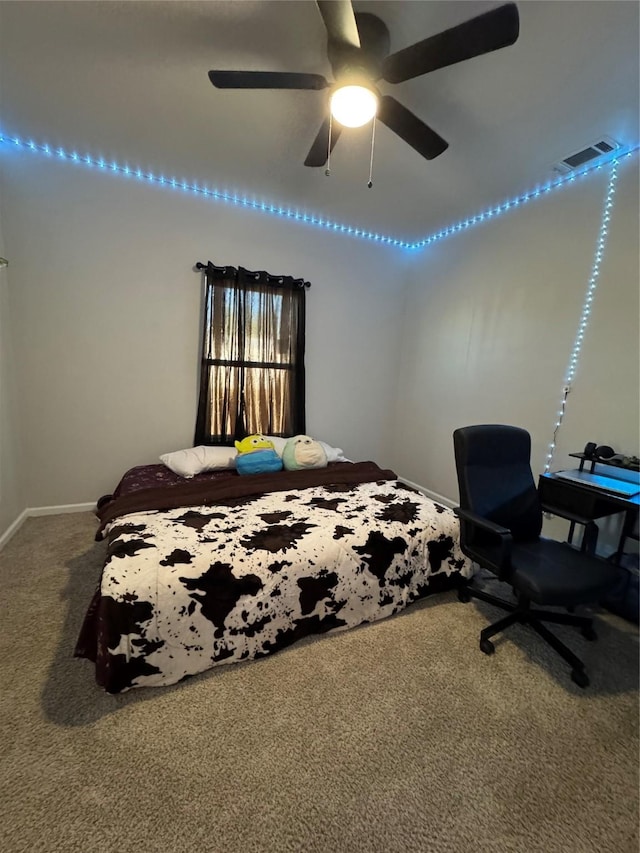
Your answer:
[377,96,448,161]
[382,2,519,84]
[208,70,329,90]
[304,117,343,167]
[316,0,360,49]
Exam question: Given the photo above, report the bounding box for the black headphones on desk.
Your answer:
[584,441,615,460]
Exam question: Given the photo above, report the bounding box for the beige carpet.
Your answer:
[0,513,638,853]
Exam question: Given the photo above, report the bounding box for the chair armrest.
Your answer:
[453,506,513,579]
[453,507,509,536]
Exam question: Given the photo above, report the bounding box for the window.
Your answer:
[194,264,307,445]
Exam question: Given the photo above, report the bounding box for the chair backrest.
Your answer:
[453,424,542,542]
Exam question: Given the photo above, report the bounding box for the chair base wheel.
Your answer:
[480,638,495,655]
[581,625,597,641]
[571,669,589,688]
[458,587,472,603]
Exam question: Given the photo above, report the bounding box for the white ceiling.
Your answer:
[1,1,638,241]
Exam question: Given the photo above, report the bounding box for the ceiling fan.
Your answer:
[208,1,520,168]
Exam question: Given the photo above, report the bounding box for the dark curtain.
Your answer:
[194,263,307,445]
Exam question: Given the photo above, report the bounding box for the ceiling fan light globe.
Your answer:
[330,85,378,128]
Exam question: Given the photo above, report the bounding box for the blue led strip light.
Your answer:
[1,130,637,252]
[544,160,620,473]
[0,133,412,249]
[410,145,638,250]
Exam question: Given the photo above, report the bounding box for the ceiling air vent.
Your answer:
[553,137,620,173]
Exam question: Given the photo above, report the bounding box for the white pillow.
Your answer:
[160,445,237,478]
[318,441,347,463]
[263,435,346,463]
[262,436,288,457]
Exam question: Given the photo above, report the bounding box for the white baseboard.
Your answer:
[28,502,95,517]
[0,508,29,551]
[398,476,456,509]
[0,502,95,551]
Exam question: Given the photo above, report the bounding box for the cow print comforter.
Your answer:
[76,462,473,692]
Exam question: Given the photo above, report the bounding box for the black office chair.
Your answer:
[453,424,618,688]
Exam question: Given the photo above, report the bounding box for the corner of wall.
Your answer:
[0,188,27,544]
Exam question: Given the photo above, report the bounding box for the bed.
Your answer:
[75,460,473,693]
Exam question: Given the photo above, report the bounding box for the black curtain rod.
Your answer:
[195,261,310,289]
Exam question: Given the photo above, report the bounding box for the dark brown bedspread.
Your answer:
[96,461,397,537]
[111,462,239,497]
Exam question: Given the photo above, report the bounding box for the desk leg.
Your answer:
[568,519,598,555]
[612,507,639,567]
[581,522,599,556]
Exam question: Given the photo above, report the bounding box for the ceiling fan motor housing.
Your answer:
[328,13,391,82]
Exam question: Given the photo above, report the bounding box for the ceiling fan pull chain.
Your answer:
[325,113,333,177]
[367,116,377,188]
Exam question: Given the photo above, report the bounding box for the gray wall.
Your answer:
[0,152,409,509]
[0,149,638,546]
[388,158,639,551]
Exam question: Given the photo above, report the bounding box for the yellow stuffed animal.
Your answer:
[234,434,283,475]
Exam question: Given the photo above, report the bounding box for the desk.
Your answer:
[539,469,640,562]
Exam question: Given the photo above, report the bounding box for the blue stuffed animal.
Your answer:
[234,435,283,476]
